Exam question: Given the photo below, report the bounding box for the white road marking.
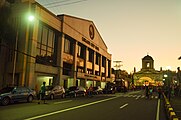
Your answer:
[156,99,160,120]
[54,100,72,104]
[141,95,145,98]
[120,103,128,109]
[25,96,119,120]
[136,95,141,100]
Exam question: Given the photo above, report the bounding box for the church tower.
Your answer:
[141,55,154,70]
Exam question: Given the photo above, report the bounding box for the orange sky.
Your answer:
[37,0,181,73]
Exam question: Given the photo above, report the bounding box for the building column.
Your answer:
[73,41,78,86]
[92,51,96,75]
[84,47,88,87]
[99,55,102,79]
[21,22,29,87]
[105,58,108,81]
[57,33,65,86]
[25,18,38,89]
[108,60,112,78]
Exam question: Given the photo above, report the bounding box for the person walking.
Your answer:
[38,82,46,104]
[157,87,162,99]
[88,84,93,97]
[145,86,149,99]
[149,87,153,98]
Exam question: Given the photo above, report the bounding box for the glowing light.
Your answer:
[28,15,35,22]
[164,74,168,78]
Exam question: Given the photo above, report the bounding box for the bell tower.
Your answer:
[142,55,154,70]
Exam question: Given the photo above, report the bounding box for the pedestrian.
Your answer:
[149,87,153,97]
[145,86,149,99]
[38,81,46,104]
[88,84,93,97]
[157,87,162,99]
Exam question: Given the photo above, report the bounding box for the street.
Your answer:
[0,90,167,120]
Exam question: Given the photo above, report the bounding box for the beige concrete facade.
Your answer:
[0,0,112,90]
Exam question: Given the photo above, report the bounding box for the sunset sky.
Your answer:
[37,0,181,73]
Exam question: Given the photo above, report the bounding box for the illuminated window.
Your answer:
[77,45,81,57]
[147,62,150,68]
[36,23,56,65]
[64,38,70,53]
[64,35,74,55]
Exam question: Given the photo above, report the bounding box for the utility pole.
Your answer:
[113,61,123,90]
[113,61,123,70]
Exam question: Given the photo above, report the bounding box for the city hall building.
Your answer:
[0,0,112,90]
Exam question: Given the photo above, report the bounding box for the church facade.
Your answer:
[133,55,163,86]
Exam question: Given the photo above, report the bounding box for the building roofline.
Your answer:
[57,14,108,49]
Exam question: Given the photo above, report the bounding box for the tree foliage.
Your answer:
[0,1,15,44]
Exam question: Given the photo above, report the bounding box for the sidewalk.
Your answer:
[170,96,181,119]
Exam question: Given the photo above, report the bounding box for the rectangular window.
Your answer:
[42,27,48,45]
[48,30,53,47]
[77,45,81,57]
[38,25,42,44]
[88,49,93,62]
[147,63,150,68]
[102,57,106,67]
[64,38,70,53]
[36,22,57,66]
[96,53,100,65]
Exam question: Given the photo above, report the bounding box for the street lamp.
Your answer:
[164,74,168,78]
[28,15,35,22]
[163,74,168,86]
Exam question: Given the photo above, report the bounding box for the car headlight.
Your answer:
[69,91,74,94]
[45,91,50,95]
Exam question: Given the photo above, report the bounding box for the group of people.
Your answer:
[145,85,180,100]
[145,86,162,99]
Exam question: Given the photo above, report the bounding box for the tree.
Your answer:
[0,1,15,44]
[178,56,181,60]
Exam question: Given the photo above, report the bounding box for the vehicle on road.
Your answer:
[65,86,86,97]
[45,85,65,100]
[92,86,103,95]
[103,86,116,94]
[0,86,36,106]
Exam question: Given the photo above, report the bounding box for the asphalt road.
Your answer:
[0,90,167,120]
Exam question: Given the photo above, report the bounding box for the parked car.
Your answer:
[0,86,36,106]
[103,86,116,94]
[92,86,103,95]
[44,85,65,100]
[65,86,86,97]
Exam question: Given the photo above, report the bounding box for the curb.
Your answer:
[163,93,179,120]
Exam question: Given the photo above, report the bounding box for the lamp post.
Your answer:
[12,27,19,86]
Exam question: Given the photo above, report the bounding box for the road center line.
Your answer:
[24,96,119,120]
[54,100,72,104]
[156,99,160,120]
[120,103,128,109]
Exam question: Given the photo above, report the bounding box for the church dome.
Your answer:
[142,55,153,61]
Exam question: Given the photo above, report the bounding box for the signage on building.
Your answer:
[89,24,94,40]
[82,37,99,51]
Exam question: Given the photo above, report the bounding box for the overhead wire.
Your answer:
[42,0,72,6]
[44,0,88,8]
